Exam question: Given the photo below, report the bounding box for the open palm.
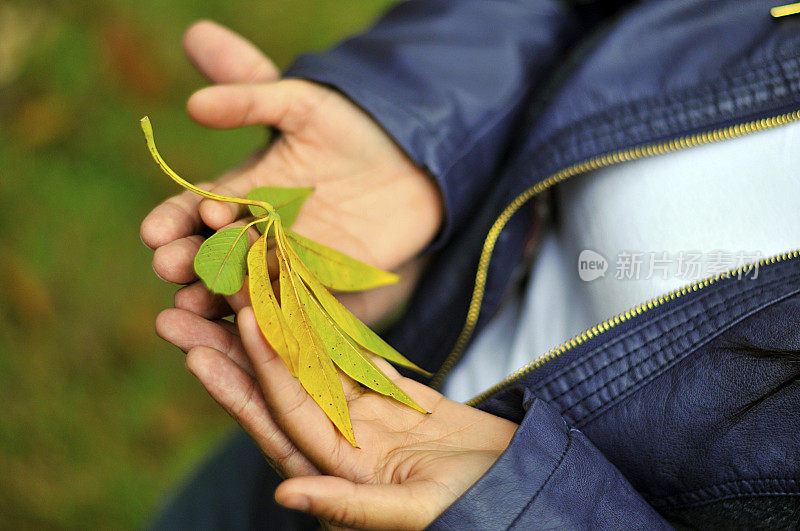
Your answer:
[186,306,516,530]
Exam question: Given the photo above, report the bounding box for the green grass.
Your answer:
[0,1,396,527]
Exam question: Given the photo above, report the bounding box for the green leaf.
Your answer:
[193,226,250,295]
[281,229,431,376]
[286,230,399,292]
[247,186,313,234]
[298,280,427,413]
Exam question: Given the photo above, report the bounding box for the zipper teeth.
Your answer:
[466,249,800,407]
[429,109,800,390]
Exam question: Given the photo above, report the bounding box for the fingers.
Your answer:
[225,277,253,315]
[175,282,231,319]
[186,80,322,227]
[153,235,203,284]
[183,20,279,84]
[275,476,433,530]
[141,174,244,251]
[187,81,319,133]
[151,219,260,285]
[197,173,260,230]
[186,346,319,478]
[141,186,210,250]
[156,308,253,375]
[172,21,282,241]
[237,306,357,467]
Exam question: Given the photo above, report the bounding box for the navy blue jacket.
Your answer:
[285,0,800,528]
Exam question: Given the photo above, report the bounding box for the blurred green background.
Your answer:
[0,0,396,527]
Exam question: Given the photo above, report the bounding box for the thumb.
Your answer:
[275,476,435,530]
[187,80,322,133]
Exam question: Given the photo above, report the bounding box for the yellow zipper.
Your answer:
[428,109,800,390]
[771,2,800,18]
[465,248,800,407]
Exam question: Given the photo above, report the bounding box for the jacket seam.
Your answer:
[528,268,795,416]
[538,282,728,402]
[545,49,798,151]
[647,478,800,510]
[572,274,800,426]
[558,303,709,409]
[533,270,744,398]
[507,429,575,528]
[565,275,782,418]
[534,272,752,400]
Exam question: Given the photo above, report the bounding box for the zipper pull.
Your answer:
[771,2,800,17]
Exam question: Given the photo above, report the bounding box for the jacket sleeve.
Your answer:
[429,398,671,530]
[283,0,576,247]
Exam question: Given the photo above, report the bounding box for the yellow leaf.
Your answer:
[298,281,427,413]
[276,224,356,447]
[247,228,299,376]
[287,230,399,292]
[282,232,431,377]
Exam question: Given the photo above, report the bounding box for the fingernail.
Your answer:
[280,494,310,512]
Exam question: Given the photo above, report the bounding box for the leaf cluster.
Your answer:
[141,117,429,446]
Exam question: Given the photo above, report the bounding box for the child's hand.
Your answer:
[140,21,443,326]
[185,305,517,530]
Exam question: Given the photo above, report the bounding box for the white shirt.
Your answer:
[443,121,800,402]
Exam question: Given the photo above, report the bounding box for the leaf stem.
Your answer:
[245,216,272,231]
[140,116,275,214]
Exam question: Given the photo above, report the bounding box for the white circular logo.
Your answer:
[578,250,608,282]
